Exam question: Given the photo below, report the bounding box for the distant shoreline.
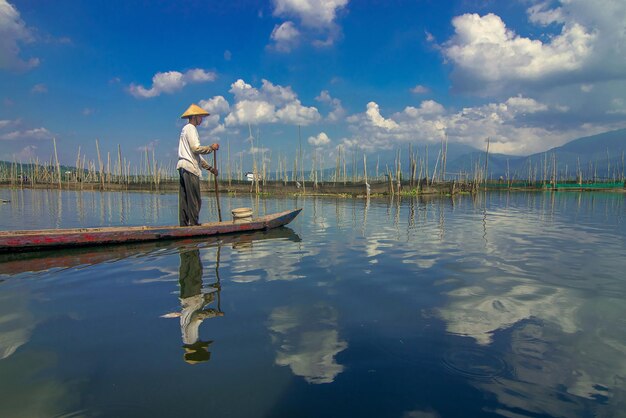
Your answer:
[1,180,624,197]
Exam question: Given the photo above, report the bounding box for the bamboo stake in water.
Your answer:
[484,137,490,189]
[96,139,104,190]
[76,146,81,186]
[431,149,441,185]
[409,144,414,187]
[53,137,62,189]
[152,148,157,187]
[107,151,111,187]
[396,148,401,192]
[299,125,305,194]
[364,153,370,198]
[425,144,429,187]
[227,139,231,187]
[82,155,86,189]
[213,151,222,222]
[343,147,347,184]
[117,144,123,184]
[442,132,448,182]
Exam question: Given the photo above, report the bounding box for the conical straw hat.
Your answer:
[181,103,210,119]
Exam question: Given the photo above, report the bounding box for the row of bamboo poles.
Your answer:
[1,137,625,194]
[1,139,170,190]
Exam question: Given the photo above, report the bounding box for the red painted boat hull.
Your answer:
[0,208,301,253]
[0,226,301,275]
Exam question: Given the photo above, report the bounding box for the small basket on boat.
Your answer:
[231,207,253,223]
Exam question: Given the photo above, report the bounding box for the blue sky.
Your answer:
[1,0,625,167]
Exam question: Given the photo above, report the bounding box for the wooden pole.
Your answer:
[484,137,490,188]
[53,137,62,189]
[117,144,122,184]
[364,153,370,198]
[76,146,81,186]
[213,151,222,222]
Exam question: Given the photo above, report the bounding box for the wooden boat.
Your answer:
[0,208,301,253]
[0,226,301,275]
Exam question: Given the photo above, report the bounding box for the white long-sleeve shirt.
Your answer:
[180,294,205,345]
[176,123,213,177]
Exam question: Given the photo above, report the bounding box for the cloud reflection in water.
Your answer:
[268,304,347,384]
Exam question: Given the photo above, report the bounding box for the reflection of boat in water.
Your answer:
[0,208,301,253]
[0,226,301,275]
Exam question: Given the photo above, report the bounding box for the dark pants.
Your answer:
[179,169,201,226]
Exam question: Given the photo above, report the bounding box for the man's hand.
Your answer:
[211,143,220,151]
[201,160,217,175]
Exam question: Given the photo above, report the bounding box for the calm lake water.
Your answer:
[1,188,625,418]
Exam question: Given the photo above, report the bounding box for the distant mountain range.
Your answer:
[446,128,626,180]
[309,129,625,181]
[0,160,78,175]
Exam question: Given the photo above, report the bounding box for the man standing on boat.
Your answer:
[177,104,219,226]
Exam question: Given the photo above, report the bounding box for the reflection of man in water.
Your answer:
[178,248,223,364]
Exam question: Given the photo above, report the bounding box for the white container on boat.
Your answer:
[232,207,253,223]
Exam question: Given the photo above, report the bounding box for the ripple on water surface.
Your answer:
[442,346,509,382]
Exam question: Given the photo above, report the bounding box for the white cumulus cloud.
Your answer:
[260,79,298,105]
[505,96,549,113]
[225,99,278,125]
[343,97,595,155]
[185,68,216,83]
[527,2,565,26]
[442,0,626,98]
[270,21,300,52]
[225,79,320,126]
[0,127,53,141]
[199,95,230,115]
[129,68,217,98]
[308,132,331,147]
[15,144,38,159]
[270,0,348,50]
[30,83,47,93]
[197,96,230,132]
[316,90,346,122]
[0,118,19,129]
[410,84,430,94]
[580,84,594,93]
[362,101,399,131]
[272,0,348,28]
[0,0,39,71]
[443,12,595,92]
[277,100,321,124]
